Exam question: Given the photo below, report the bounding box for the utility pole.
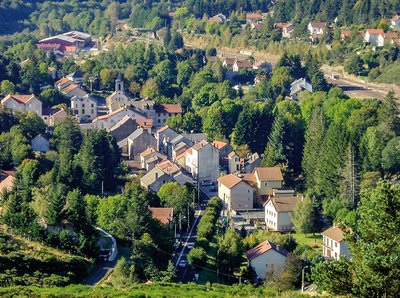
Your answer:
[101,180,104,198]
[187,201,190,233]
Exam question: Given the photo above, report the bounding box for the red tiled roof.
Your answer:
[275,23,291,29]
[322,226,349,242]
[140,147,156,158]
[228,151,237,158]
[341,30,352,38]
[136,118,153,129]
[55,77,69,85]
[156,125,170,134]
[0,175,16,193]
[192,140,209,151]
[223,58,236,66]
[150,207,174,225]
[246,13,262,20]
[155,104,182,114]
[246,240,288,261]
[2,94,37,105]
[254,167,284,181]
[212,140,228,150]
[267,196,301,212]
[384,32,399,39]
[241,173,257,184]
[366,29,384,35]
[218,174,243,189]
[310,22,327,29]
[235,60,253,69]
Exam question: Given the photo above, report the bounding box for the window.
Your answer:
[335,241,338,248]
[91,109,94,114]
[82,104,85,107]
[264,182,268,187]
[82,109,85,114]
[169,113,171,116]
[91,104,94,107]
[157,119,161,123]
[73,110,78,115]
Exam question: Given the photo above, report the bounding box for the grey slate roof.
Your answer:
[110,116,140,143]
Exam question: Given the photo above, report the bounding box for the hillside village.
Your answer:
[1,1,400,297]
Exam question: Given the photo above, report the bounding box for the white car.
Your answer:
[178,260,187,268]
[187,243,194,249]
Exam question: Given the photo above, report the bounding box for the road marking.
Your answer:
[175,210,201,270]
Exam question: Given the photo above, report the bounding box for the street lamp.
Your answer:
[301,265,309,293]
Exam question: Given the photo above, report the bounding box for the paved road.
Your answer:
[175,210,202,282]
[86,259,118,286]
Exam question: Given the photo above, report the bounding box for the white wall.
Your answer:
[193,144,219,183]
[322,236,350,260]
[250,250,287,280]
[218,181,253,211]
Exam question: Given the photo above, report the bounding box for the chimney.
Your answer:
[155,172,158,180]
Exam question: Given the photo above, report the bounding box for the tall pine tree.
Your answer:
[302,107,326,192]
[262,116,286,168]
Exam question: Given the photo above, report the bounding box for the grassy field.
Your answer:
[292,233,322,252]
[376,61,400,84]
[0,283,313,298]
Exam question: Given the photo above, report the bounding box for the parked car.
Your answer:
[201,180,213,186]
[178,260,187,268]
[187,243,194,249]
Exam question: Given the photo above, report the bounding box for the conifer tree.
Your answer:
[302,108,326,192]
[378,90,400,135]
[262,116,286,167]
[316,121,348,200]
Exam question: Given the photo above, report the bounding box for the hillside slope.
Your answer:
[0,230,93,287]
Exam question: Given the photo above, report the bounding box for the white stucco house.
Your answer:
[1,94,42,117]
[228,151,241,174]
[218,174,254,211]
[308,22,327,36]
[322,226,351,260]
[71,94,98,122]
[246,240,288,281]
[391,15,400,28]
[185,140,219,183]
[364,29,385,47]
[91,106,147,130]
[264,194,302,232]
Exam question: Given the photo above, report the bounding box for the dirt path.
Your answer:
[321,65,400,100]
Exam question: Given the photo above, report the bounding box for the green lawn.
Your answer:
[376,61,400,84]
[292,233,322,252]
